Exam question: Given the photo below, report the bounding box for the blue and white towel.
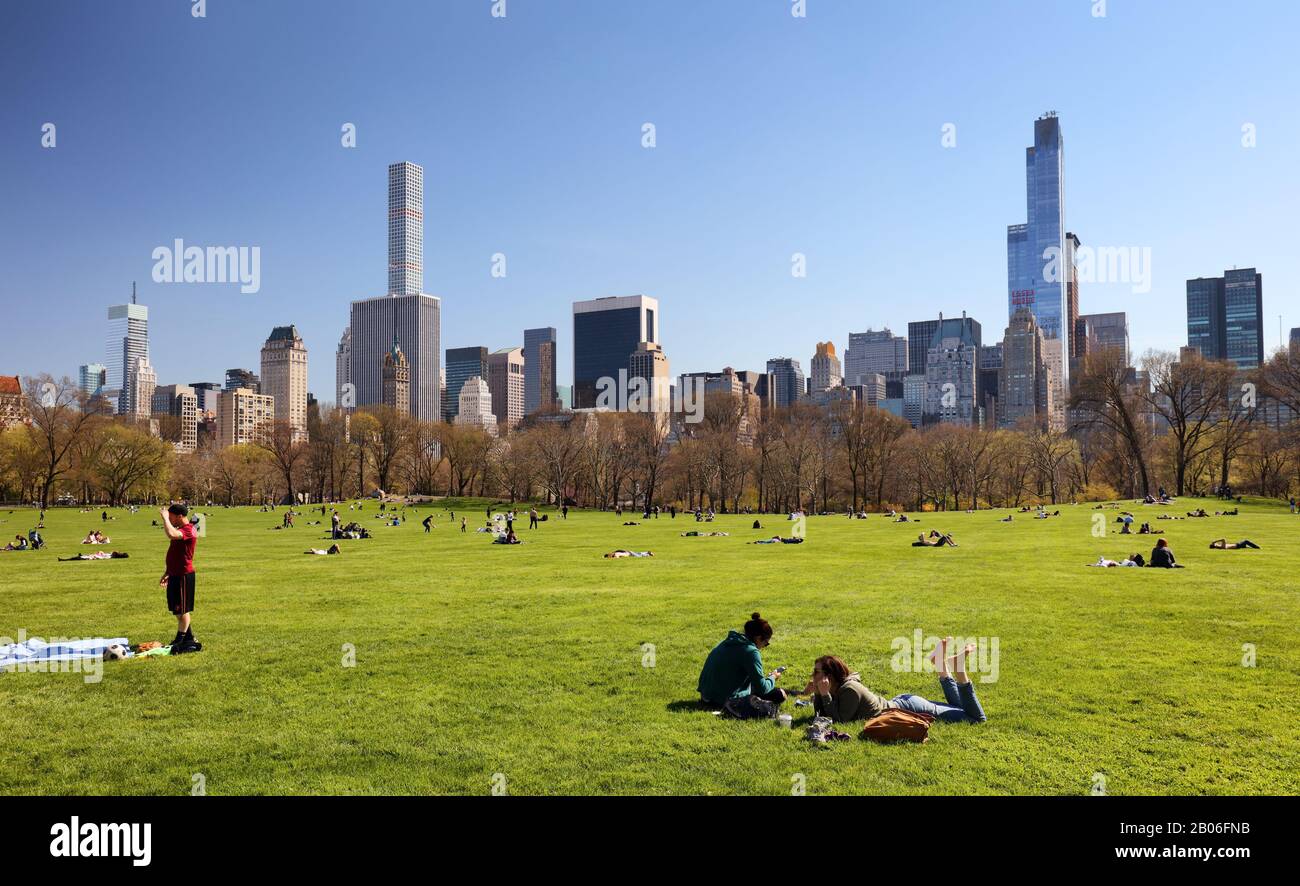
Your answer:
[0,637,130,672]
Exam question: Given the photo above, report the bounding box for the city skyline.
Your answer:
[3,1,1298,401]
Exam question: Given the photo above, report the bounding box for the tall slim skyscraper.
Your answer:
[1186,269,1264,369]
[335,328,352,407]
[260,325,309,441]
[388,162,424,297]
[523,326,557,414]
[125,354,156,419]
[488,346,526,428]
[627,341,671,413]
[1008,113,1070,396]
[573,296,659,410]
[382,336,411,416]
[351,162,442,421]
[809,342,842,394]
[998,308,1054,430]
[907,319,941,379]
[444,347,489,421]
[105,290,148,414]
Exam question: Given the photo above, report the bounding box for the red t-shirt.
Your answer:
[165,522,197,575]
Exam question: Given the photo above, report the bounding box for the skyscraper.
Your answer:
[444,347,489,421]
[125,355,156,419]
[998,308,1053,430]
[382,336,411,416]
[1008,113,1070,398]
[488,346,526,428]
[224,368,259,392]
[79,363,106,398]
[260,325,309,441]
[572,296,659,410]
[350,162,441,421]
[336,327,352,407]
[152,384,198,453]
[765,357,804,409]
[845,329,907,384]
[809,342,842,394]
[1079,312,1130,367]
[1186,269,1264,369]
[627,341,671,414]
[105,290,148,415]
[923,314,981,426]
[906,320,941,379]
[454,376,497,437]
[523,326,557,414]
[388,161,424,297]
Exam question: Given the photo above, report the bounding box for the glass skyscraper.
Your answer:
[572,296,658,410]
[523,326,557,414]
[1007,113,1069,389]
[1187,269,1264,369]
[444,346,489,420]
[105,299,148,415]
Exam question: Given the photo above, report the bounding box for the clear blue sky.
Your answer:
[2,0,1297,399]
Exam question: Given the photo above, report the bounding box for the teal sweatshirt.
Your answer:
[697,630,774,704]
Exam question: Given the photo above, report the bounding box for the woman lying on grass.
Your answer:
[1209,538,1261,550]
[698,612,786,709]
[751,535,804,545]
[604,549,653,558]
[804,639,986,724]
[912,531,957,547]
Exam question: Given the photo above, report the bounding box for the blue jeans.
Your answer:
[890,676,986,723]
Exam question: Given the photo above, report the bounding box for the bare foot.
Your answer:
[953,642,977,683]
[930,637,952,676]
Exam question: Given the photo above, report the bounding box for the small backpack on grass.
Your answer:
[860,709,934,743]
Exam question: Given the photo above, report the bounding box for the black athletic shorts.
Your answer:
[166,573,196,614]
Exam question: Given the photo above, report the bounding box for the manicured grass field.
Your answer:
[1,498,1297,796]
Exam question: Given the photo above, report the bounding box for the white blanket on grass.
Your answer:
[0,637,130,671]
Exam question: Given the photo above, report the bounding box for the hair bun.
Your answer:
[751,612,762,620]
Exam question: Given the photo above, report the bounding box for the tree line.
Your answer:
[4,344,1300,509]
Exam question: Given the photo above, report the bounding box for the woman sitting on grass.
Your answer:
[1149,538,1180,567]
[1209,538,1261,550]
[912,531,957,547]
[493,528,521,545]
[807,640,987,724]
[697,613,786,709]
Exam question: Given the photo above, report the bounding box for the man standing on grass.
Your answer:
[159,503,202,654]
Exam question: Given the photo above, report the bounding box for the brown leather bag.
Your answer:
[860,709,935,743]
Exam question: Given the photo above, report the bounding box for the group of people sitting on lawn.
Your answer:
[80,529,110,544]
[697,613,986,725]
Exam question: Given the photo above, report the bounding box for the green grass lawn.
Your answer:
[1,498,1297,796]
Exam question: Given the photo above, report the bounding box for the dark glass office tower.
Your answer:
[907,320,941,378]
[764,358,805,409]
[444,346,489,420]
[1186,269,1263,369]
[1007,113,1069,388]
[1223,269,1264,369]
[523,326,557,414]
[572,296,658,409]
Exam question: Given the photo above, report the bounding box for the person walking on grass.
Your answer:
[422,514,433,533]
[159,503,202,654]
[529,507,538,529]
[460,517,467,533]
